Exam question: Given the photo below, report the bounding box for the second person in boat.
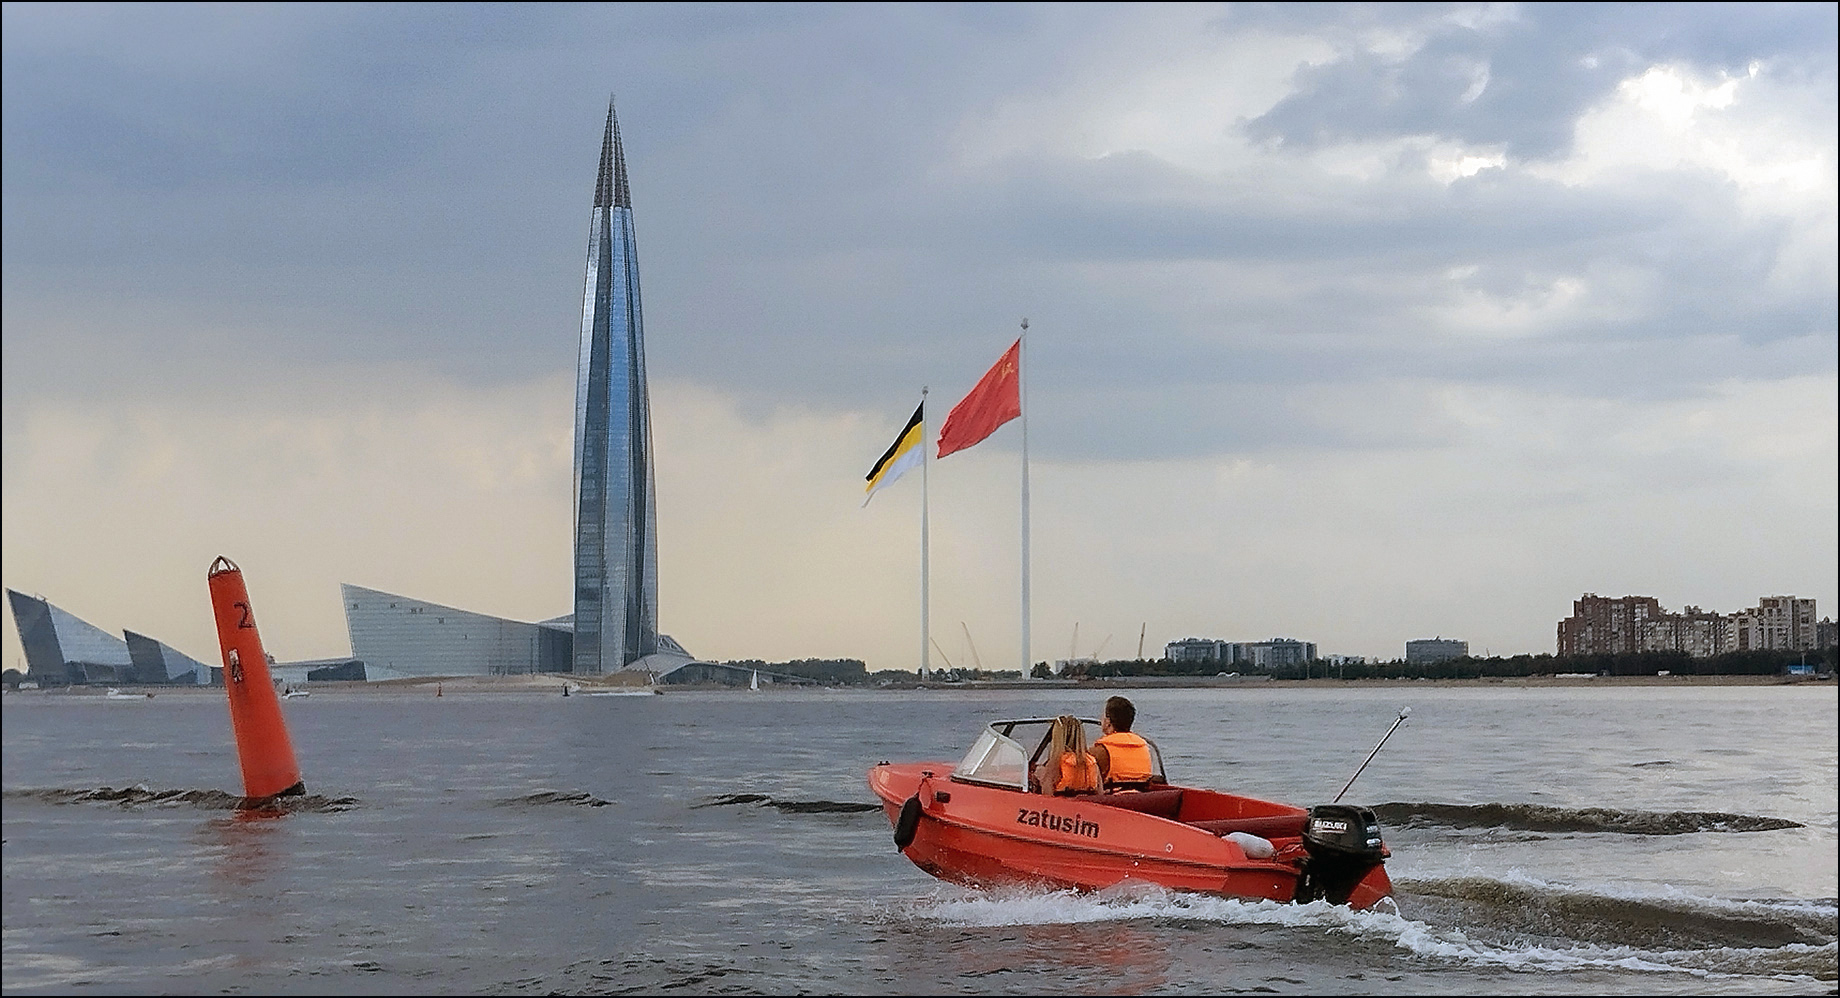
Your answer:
[1091,695,1155,791]
[1034,714,1102,796]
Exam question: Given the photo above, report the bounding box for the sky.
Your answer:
[3,2,1835,675]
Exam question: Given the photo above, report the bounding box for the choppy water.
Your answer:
[3,683,1834,995]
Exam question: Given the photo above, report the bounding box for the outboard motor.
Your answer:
[1294,803,1386,905]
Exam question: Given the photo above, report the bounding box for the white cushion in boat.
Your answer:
[1224,831,1275,858]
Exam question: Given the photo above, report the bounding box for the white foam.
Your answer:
[892,883,1834,980]
[905,883,1390,932]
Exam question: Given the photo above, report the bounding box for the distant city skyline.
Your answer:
[3,5,1834,673]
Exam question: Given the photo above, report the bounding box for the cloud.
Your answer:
[1241,2,1836,160]
[0,370,576,667]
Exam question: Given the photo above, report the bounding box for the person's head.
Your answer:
[1102,695,1135,734]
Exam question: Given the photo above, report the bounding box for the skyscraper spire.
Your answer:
[594,103,614,209]
[594,98,632,210]
[612,101,631,209]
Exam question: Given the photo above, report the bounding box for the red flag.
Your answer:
[937,339,1021,458]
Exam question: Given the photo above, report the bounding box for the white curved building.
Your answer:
[341,584,693,680]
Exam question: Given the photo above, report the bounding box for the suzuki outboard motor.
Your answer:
[1295,803,1386,905]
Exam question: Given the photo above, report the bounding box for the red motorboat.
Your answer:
[867,716,1395,910]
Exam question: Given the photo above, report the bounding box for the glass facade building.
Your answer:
[342,584,573,680]
[338,584,694,681]
[7,589,133,684]
[573,101,659,674]
[7,589,209,685]
[124,630,213,685]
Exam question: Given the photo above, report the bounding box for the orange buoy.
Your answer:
[207,556,304,801]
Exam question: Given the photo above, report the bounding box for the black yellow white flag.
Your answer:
[864,402,924,506]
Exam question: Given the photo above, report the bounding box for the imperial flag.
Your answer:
[864,402,925,505]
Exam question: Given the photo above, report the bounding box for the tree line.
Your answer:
[720,658,870,684]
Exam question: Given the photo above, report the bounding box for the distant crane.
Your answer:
[961,622,984,671]
[1137,623,1146,660]
[1070,622,1080,661]
[930,637,956,670]
[1091,634,1112,660]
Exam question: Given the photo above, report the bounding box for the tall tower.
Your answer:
[572,100,659,673]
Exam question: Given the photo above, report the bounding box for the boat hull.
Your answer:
[868,761,1392,910]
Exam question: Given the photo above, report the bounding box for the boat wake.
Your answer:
[698,792,881,814]
[1372,801,1803,835]
[494,790,614,808]
[1397,874,1838,949]
[892,878,1838,984]
[3,786,357,813]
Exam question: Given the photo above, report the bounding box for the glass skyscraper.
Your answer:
[572,101,659,673]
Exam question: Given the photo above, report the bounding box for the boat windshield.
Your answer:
[951,717,1166,790]
[952,727,1029,789]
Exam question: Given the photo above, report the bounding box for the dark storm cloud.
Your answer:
[0,4,565,191]
[2,3,1833,462]
[666,143,1829,410]
[0,3,1036,382]
[1239,2,1838,159]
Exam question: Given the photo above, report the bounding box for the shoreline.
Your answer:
[4,672,1830,697]
[900,673,1834,691]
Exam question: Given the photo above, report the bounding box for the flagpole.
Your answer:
[1019,318,1030,677]
[920,387,930,681]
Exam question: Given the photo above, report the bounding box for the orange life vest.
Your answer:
[1054,751,1101,794]
[1095,731,1152,784]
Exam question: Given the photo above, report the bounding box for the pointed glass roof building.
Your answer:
[572,101,659,673]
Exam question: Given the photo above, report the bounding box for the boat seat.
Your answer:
[1090,788,1185,820]
[1187,814,1307,839]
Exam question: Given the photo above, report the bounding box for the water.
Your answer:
[3,683,1835,995]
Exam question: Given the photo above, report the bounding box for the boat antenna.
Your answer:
[1333,706,1411,803]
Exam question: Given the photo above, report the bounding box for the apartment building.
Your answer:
[1557,593,1819,656]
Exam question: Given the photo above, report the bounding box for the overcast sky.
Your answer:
[4,2,1835,674]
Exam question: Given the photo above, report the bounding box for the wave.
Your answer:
[1372,801,1803,835]
[1397,875,1838,949]
[494,790,614,808]
[698,792,881,814]
[3,786,357,813]
[897,880,1837,983]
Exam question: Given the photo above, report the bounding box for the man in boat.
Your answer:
[1090,696,1155,791]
